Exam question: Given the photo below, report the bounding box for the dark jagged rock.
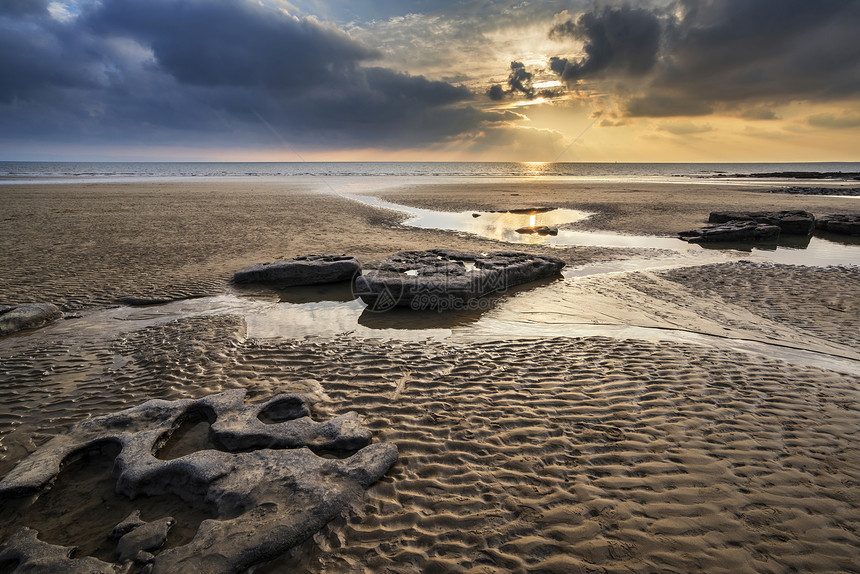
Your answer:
[0,303,62,337]
[354,249,565,311]
[816,214,860,236]
[0,389,398,573]
[679,220,781,243]
[233,254,360,286]
[515,226,558,236]
[708,210,815,235]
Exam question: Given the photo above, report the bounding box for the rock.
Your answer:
[115,516,174,563]
[471,213,481,218]
[233,254,360,286]
[354,249,565,311]
[515,226,558,236]
[815,214,860,236]
[0,303,63,337]
[0,528,123,574]
[708,210,815,235]
[109,510,147,539]
[679,220,781,243]
[0,389,398,573]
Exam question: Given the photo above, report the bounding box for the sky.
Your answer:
[1,0,859,162]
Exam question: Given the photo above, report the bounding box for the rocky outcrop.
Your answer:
[815,214,860,236]
[0,303,62,337]
[679,220,781,243]
[354,249,565,311]
[708,210,815,235]
[233,254,360,286]
[0,389,398,573]
[515,226,558,236]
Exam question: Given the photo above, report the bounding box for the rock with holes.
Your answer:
[0,389,398,573]
[816,214,860,236]
[354,249,565,311]
[233,254,361,285]
[708,210,815,235]
[0,303,63,337]
[679,220,781,243]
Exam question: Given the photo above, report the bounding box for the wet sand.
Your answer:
[1,179,859,572]
[373,180,860,235]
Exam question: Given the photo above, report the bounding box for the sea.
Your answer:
[1,161,859,185]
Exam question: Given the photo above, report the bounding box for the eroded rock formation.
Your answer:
[708,210,815,235]
[0,389,397,573]
[679,220,781,243]
[816,214,860,236]
[354,249,565,311]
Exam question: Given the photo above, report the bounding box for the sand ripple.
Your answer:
[1,319,859,572]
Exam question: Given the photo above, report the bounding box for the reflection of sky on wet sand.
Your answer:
[349,193,860,264]
[410,207,591,245]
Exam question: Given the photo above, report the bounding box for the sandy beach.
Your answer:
[1,179,859,572]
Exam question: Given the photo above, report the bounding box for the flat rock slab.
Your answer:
[0,303,62,337]
[515,226,558,236]
[233,254,360,286]
[679,220,781,243]
[354,249,565,311]
[708,210,815,235]
[816,214,860,236]
[0,389,397,573]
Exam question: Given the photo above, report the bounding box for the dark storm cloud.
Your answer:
[0,0,47,16]
[0,0,512,150]
[655,0,860,105]
[487,84,505,101]
[548,6,661,81]
[485,61,548,101]
[273,67,502,146]
[545,0,860,117]
[84,0,379,90]
[507,61,535,98]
